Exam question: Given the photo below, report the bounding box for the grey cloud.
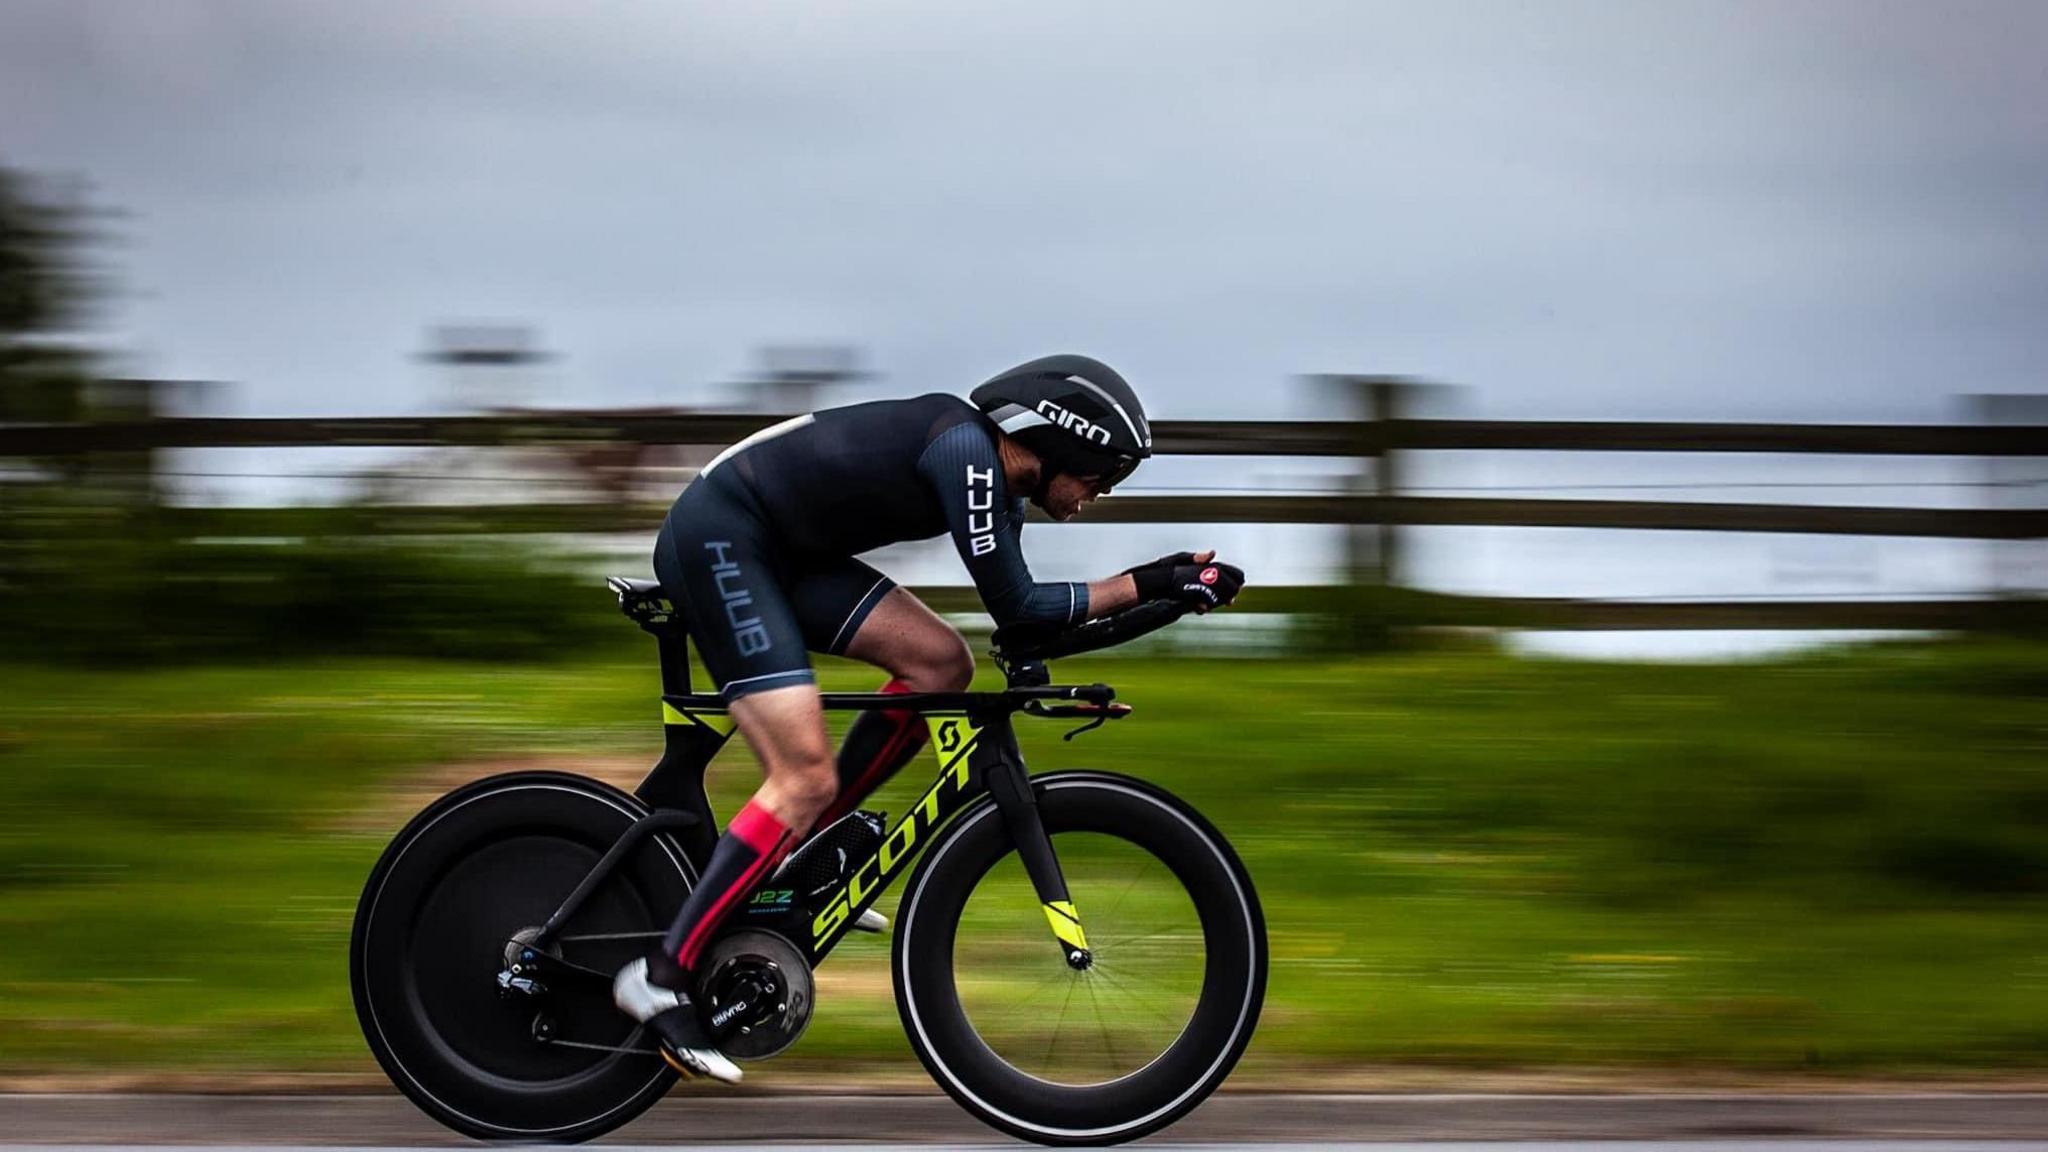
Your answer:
[2,0,2043,420]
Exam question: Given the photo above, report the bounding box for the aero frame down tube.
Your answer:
[807,714,985,960]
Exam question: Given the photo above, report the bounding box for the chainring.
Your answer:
[695,929,814,1061]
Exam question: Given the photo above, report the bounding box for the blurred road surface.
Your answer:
[12,1145,2047,1152]
[2,1093,2046,1145]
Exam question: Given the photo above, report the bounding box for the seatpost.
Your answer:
[655,624,693,695]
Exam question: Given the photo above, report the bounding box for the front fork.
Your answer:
[977,715,1092,970]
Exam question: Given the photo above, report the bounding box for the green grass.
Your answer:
[0,638,2044,1077]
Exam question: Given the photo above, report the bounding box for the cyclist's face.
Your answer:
[1039,470,1110,520]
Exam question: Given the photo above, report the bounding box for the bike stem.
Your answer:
[976,711,1091,970]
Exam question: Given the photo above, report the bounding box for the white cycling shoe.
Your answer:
[612,957,743,1085]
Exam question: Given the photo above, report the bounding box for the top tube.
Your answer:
[662,683,1116,713]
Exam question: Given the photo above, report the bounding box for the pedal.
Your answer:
[853,908,889,933]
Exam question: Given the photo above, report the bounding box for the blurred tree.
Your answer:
[0,164,97,427]
[0,168,167,503]
[0,166,613,665]
[1,165,103,613]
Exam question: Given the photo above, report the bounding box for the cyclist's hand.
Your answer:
[1122,549,1213,577]
[1131,556,1244,613]
[1130,545,1204,573]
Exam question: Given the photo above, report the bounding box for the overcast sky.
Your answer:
[6,0,2043,653]
[5,0,2045,423]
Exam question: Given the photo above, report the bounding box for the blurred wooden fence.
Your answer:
[5,379,2044,631]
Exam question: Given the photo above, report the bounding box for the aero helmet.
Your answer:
[970,354,1152,490]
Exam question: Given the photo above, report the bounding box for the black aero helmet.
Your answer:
[970,354,1152,489]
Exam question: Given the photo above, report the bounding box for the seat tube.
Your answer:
[977,711,1091,969]
[635,624,721,865]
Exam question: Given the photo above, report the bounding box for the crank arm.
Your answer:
[529,1014,662,1057]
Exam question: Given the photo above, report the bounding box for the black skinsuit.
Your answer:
[655,393,1088,700]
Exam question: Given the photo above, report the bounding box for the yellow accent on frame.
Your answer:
[1043,900,1088,950]
[931,716,982,784]
[663,700,735,735]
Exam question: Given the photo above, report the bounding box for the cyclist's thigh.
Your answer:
[657,481,815,700]
[840,586,974,688]
[787,554,898,658]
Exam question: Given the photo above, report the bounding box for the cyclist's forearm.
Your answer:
[1083,574,1139,619]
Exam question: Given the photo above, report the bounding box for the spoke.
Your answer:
[1089,965,1195,1033]
[1084,976,1123,1074]
[1098,854,1153,923]
[954,835,1208,1083]
[1089,924,1200,957]
[1081,959,1179,1020]
[1041,973,1080,1074]
[965,966,1080,1033]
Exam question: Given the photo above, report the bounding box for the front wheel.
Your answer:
[893,772,1266,1146]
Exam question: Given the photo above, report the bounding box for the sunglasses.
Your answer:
[1079,454,1141,492]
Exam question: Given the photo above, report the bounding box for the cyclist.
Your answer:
[612,354,1245,1082]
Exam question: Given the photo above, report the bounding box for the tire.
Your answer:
[350,771,695,1143]
[893,771,1266,1146]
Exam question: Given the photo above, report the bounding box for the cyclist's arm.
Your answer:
[1084,572,1140,616]
[995,499,1140,620]
[918,423,1096,629]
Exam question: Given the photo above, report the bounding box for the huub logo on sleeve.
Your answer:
[704,541,773,655]
[1034,399,1114,445]
[964,465,998,556]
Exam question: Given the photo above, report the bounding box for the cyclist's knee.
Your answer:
[900,630,974,692]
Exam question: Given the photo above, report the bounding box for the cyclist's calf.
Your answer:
[763,763,839,837]
[729,685,840,837]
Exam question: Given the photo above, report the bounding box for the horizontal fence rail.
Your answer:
[7,400,2043,632]
[99,497,2045,540]
[5,413,2045,457]
[909,586,2048,632]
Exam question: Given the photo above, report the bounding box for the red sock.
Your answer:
[817,679,930,827]
[659,799,793,975]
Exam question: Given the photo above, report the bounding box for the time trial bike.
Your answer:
[350,577,1266,1146]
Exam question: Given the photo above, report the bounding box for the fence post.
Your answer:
[1340,375,1410,587]
[1976,393,2048,602]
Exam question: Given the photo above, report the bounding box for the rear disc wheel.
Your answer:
[350,772,694,1143]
